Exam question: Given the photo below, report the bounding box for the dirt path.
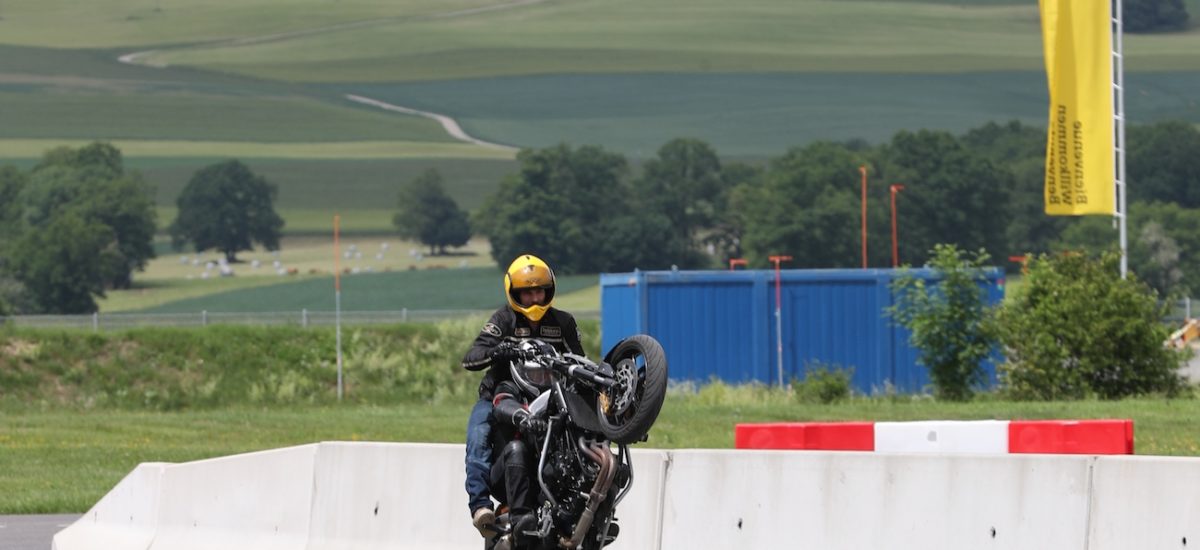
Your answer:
[345,94,517,151]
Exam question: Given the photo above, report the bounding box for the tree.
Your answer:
[995,251,1185,400]
[20,143,157,289]
[0,165,27,315]
[1123,0,1189,32]
[888,244,997,401]
[734,141,866,267]
[393,169,470,255]
[10,213,119,314]
[636,138,727,265]
[1127,121,1200,208]
[170,160,284,262]
[875,130,1012,266]
[1056,201,1200,297]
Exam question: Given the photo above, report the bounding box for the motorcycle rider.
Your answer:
[461,254,585,539]
[487,379,546,550]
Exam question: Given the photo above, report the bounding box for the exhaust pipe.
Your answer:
[559,438,616,549]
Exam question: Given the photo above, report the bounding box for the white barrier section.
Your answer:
[875,420,1010,453]
[52,462,167,550]
[149,444,318,550]
[609,449,669,550]
[306,442,478,550]
[53,442,1200,550]
[1089,455,1200,550]
[659,449,1093,550]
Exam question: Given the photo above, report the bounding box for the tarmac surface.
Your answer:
[0,514,80,550]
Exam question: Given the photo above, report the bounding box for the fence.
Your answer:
[0,309,602,331]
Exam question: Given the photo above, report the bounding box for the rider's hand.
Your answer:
[518,414,546,434]
[489,342,521,362]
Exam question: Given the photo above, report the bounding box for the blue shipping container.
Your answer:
[600,268,1005,394]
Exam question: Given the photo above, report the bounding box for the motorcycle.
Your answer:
[486,335,668,550]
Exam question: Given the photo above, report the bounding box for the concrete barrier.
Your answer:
[54,443,1200,550]
[52,463,166,550]
[1089,456,1200,550]
[659,449,1092,549]
[150,444,318,550]
[306,442,477,550]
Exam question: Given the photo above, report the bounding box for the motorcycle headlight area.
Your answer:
[512,361,553,395]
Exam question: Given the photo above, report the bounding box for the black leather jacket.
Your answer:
[461,305,585,400]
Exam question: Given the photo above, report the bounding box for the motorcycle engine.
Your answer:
[541,434,597,529]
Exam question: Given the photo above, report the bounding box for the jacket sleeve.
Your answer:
[461,310,508,371]
[562,311,586,357]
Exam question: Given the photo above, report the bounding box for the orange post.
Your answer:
[859,166,868,269]
[889,184,905,268]
[768,255,793,387]
[729,258,748,271]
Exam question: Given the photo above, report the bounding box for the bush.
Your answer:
[791,363,853,404]
[888,244,997,401]
[995,251,1186,400]
[0,319,602,410]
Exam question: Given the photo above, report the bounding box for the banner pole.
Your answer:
[1114,0,1128,278]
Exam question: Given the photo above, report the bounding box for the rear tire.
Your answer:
[597,335,668,444]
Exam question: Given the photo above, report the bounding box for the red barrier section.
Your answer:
[734,422,875,451]
[1008,419,1134,455]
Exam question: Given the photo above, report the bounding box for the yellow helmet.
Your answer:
[504,254,556,322]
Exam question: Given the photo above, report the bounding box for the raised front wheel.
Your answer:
[597,335,668,444]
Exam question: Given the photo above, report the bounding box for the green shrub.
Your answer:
[791,363,853,404]
[995,251,1186,400]
[0,319,603,410]
[888,244,997,401]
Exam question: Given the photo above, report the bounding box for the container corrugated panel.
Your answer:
[600,268,1004,393]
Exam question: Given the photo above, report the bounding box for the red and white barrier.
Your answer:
[735,419,1134,454]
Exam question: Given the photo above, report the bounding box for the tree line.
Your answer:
[2,117,1198,314]
[407,120,1200,300]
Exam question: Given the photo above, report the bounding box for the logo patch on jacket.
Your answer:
[540,326,561,338]
[482,323,502,337]
[515,327,532,337]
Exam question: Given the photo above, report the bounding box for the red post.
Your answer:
[859,166,868,269]
[890,184,905,268]
[729,258,748,271]
[768,255,793,387]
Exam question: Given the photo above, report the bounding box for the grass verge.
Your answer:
[3,392,1199,513]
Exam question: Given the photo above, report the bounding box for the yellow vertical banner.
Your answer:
[1040,0,1116,215]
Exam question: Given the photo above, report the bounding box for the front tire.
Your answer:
[597,335,668,444]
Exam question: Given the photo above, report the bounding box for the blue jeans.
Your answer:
[465,398,494,514]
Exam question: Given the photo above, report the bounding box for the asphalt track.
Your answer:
[0,514,79,550]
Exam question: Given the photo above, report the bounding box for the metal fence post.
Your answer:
[302,308,308,328]
[1187,297,1192,320]
[201,310,208,326]
[92,312,99,332]
[402,308,408,323]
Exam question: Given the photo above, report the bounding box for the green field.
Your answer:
[141,0,1200,81]
[3,394,1200,513]
[129,268,595,313]
[0,0,512,48]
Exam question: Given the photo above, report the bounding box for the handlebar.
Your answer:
[545,357,615,388]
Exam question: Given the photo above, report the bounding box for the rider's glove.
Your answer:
[489,342,522,362]
[516,410,546,434]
